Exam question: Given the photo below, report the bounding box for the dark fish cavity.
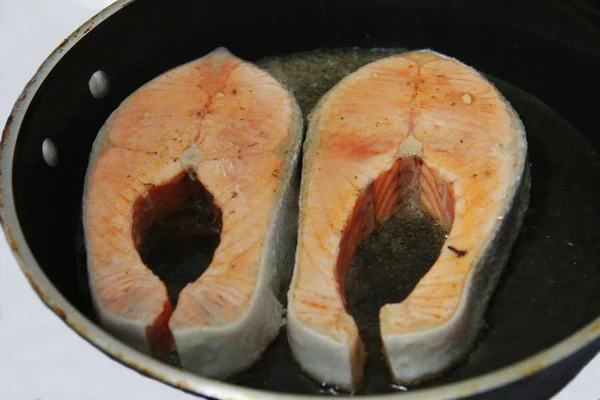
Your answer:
[139,194,221,309]
[93,48,600,395]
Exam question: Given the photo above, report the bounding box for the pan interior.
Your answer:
[10,44,600,396]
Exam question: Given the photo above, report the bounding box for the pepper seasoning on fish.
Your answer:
[287,50,529,389]
[83,48,303,378]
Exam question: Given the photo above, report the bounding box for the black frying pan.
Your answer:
[1,0,599,399]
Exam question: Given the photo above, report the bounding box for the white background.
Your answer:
[0,1,598,399]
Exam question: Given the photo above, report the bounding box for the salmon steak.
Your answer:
[83,48,302,378]
[287,50,529,389]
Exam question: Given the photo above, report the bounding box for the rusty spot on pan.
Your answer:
[3,225,23,264]
[518,361,547,378]
[24,272,56,310]
[591,319,600,335]
[1,114,14,147]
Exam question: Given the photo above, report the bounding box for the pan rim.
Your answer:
[1,0,599,398]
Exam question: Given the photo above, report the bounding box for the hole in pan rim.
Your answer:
[0,0,598,399]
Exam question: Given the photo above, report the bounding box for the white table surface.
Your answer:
[0,1,598,399]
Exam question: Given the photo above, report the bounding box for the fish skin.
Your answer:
[287,49,529,389]
[83,48,303,378]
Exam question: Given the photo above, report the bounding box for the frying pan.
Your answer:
[1,0,600,399]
